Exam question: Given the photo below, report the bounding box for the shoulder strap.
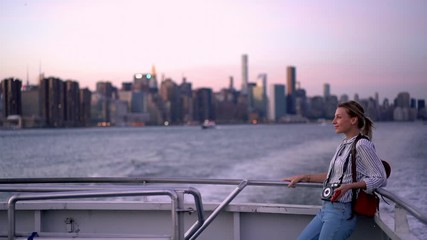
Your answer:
[351,134,368,182]
[351,134,369,214]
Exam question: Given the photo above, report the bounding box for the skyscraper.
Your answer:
[253,74,268,120]
[323,83,330,98]
[133,73,152,92]
[396,92,410,108]
[1,78,22,118]
[229,76,234,91]
[286,66,296,114]
[268,84,286,121]
[149,65,158,92]
[79,88,92,126]
[241,54,248,95]
[159,79,180,124]
[194,88,214,123]
[39,77,65,127]
[64,80,80,127]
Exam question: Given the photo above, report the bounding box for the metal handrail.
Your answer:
[6,187,206,240]
[376,188,427,225]
[0,177,322,187]
[8,189,179,240]
[1,177,426,234]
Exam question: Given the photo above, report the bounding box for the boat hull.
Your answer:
[0,201,388,240]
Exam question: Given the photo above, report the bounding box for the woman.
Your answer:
[283,100,387,240]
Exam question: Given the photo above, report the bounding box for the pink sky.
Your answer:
[1,0,426,102]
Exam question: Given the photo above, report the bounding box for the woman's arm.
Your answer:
[356,139,387,193]
[283,172,327,188]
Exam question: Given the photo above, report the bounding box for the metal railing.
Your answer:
[4,186,206,240]
[1,177,427,239]
[8,189,179,240]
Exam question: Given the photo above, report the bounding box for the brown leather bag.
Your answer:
[351,135,391,217]
[354,190,380,216]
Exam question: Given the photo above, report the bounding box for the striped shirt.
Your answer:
[325,135,387,203]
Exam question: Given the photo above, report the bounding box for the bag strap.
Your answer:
[350,134,368,217]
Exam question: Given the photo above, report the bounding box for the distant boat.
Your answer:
[3,115,23,129]
[201,120,216,129]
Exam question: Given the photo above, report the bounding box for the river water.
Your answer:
[0,122,426,238]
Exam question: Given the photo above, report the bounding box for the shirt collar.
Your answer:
[342,134,359,145]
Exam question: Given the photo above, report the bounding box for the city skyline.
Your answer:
[1,0,426,102]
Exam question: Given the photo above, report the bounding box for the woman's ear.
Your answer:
[351,117,358,126]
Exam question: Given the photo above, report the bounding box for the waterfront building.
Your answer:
[252,74,268,122]
[339,94,349,103]
[110,99,129,126]
[307,96,325,119]
[410,98,416,109]
[323,83,330,98]
[417,99,426,120]
[39,77,66,127]
[229,76,235,91]
[393,92,415,121]
[64,80,80,127]
[0,86,3,120]
[359,98,379,121]
[375,92,379,106]
[1,78,22,118]
[121,82,132,91]
[194,88,214,123]
[130,92,146,113]
[395,92,410,108]
[160,78,181,124]
[241,54,248,95]
[21,85,40,125]
[286,66,296,114]
[118,90,132,111]
[354,94,360,102]
[295,88,307,117]
[0,86,4,119]
[214,83,246,124]
[93,81,114,125]
[79,88,92,127]
[268,84,286,122]
[146,93,166,125]
[133,73,152,92]
[179,78,193,124]
[324,95,338,119]
[96,81,114,99]
[417,99,425,111]
[149,65,159,93]
[116,90,150,126]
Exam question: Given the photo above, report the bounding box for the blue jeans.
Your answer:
[297,201,357,240]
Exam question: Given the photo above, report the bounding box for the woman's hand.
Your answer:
[332,184,352,201]
[282,175,307,188]
[332,181,367,201]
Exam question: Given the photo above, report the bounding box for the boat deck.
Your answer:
[0,177,426,240]
[0,201,387,240]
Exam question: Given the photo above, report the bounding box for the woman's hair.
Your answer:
[338,101,374,139]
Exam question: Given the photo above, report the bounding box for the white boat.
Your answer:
[0,177,426,240]
[201,120,216,129]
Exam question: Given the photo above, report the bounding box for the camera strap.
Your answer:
[325,142,351,186]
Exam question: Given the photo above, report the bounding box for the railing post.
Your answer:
[176,190,185,240]
[7,196,17,240]
[188,180,248,240]
[395,204,410,239]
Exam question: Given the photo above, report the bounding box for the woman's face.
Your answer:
[332,107,357,135]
